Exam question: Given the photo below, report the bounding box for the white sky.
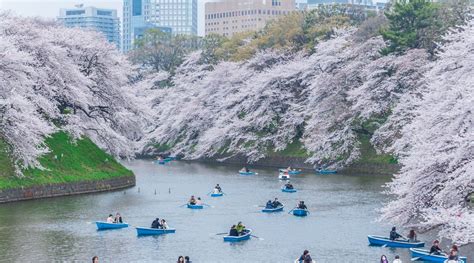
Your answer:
[0,0,213,36]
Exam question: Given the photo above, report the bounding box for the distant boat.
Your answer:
[239,171,255,175]
[280,169,302,175]
[163,157,172,162]
[223,229,252,242]
[292,209,308,217]
[410,248,467,263]
[316,169,337,174]
[262,205,284,213]
[95,221,129,230]
[279,173,290,180]
[210,192,224,197]
[187,204,204,209]
[136,227,176,236]
[367,235,424,248]
[281,187,297,193]
[294,259,317,263]
[155,159,166,165]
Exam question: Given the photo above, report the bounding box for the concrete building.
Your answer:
[58,6,120,49]
[123,0,197,52]
[205,0,296,37]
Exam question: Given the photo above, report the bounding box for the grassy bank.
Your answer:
[0,132,133,190]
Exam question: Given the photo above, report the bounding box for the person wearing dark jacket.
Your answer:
[285,182,294,189]
[390,227,403,241]
[272,198,283,208]
[298,250,312,263]
[229,225,238,236]
[429,240,442,255]
[151,218,161,229]
[265,200,273,209]
[297,201,307,210]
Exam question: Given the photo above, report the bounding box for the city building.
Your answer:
[58,6,120,49]
[123,0,197,53]
[205,0,296,37]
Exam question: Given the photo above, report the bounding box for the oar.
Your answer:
[202,203,213,207]
[410,257,421,261]
[250,234,264,240]
[179,204,188,207]
[215,232,228,235]
[288,208,296,214]
[382,244,388,247]
[206,191,212,196]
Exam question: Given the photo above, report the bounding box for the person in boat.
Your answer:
[229,225,239,236]
[184,256,191,263]
[151,218,161,229]
[114,213,123,224]
[240,167,250,173]
[161,219,169,229]
[214,184,222,193]
[285,181,294,189]
[392,255,402,263]
[389,227,403,241]
[297,201,307,210]
[429,240,442,255]
[236,221,246,235]
[177,256,185,263]
[298,250,312,263]
[106,214,114,223]
[196,197,203,205]
[380,255,389,263]
[92,256,99,263]
[448,245,459,260]
[265,200,273,209]
[272,198,283,208]
[189,195,197,205]
[407,229,417,242]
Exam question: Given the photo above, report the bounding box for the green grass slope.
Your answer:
[0,132,133,190]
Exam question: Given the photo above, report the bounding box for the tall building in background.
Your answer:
[123,0,197,52]
[205,0,296,37]
[58,6,120,49]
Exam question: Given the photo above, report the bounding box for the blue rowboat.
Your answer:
[410,248,467,263]
[367,235,425,248]
[279,174,290,180]
[163,157,172,162]
[292,209,308,217]
[282,187,297,193]
[187,204,204,209]
[223,229,252,242]
[288,170,302,175]
[239,171,255,175]
[155,160,166,165]
[95,221,129,230]
[317,169,337,174]
[262,205,284,213]
[136,227,176,236]
[211,192,223,197]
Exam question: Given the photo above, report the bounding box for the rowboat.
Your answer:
[367,235,425,248]
[262,205,284,213]
[187,204,204,209]
[95,221,129,230]
[282,187,297,193]
[223,229,252,242]
[279,174,290,180]
[292,209,308,217]
[294,259,317,263]
[210,192,224,197]
[163,157,172,162]
[136,227,176,236]
[239,171,255,175]
[279,169,301,175]
[317,169,337,174]
[410,248,467,263]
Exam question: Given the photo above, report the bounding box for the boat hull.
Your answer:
[96,221,129,230]
[410,248,467,263]
[367,235,425,248]
[279,175,290,180]
[317,170,337,174]
[282,188,297,193]
[239,171,255,175]
[211,192,223,197]
[262,206,284,213]
[187,204,204,209]
[136,227,176,236]
[223,229,252,242]
[292,209,308,217]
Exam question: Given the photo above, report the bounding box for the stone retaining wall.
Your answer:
[0,175,135,203]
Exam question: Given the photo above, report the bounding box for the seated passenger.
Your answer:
[265,200,273,209]
[196,197,202,205]
[229,225,238,236]
[297,201,307,210]
[189,195,196,205]
[106,214,114,223]
[215,184,222,192]
[236,221,246,235]
[160,219,169,229]
[272,198,282,208]
[285,182,294,189]
[151,218,161,229]
[407,229,417,242]
[114,213,123,224]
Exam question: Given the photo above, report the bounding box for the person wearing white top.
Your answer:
[196,197,202,205]
[161,219,169,229]
[106,214,114,223]
[393,255,402,263]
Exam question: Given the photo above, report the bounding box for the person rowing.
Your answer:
[229,225,238,236]
[297,201,307,210]
[235,221,246,235]
[151,218,161,229]
[240,167,250,173]
[285,181,294,189]
[113,213,123,223]
[429,239,443,255]
[272,198,283,208]
[188,195,196,205]
[389,226,407,241]
[265,200,273,209]
[297,250,313,263]
[214,184,222,193]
